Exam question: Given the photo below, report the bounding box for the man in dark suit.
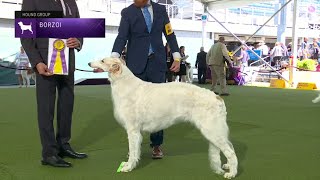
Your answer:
[20,0,87,168]
[111,0,181,159]
[195,47,207,84]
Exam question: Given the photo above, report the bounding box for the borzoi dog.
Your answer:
[21,69,36,87]
[88,58,238,179]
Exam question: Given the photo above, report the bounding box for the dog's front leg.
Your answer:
[121,129,142,172]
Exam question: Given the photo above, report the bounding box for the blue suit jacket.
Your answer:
[112,2,179,74]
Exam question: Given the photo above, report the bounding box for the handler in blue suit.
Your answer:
[111,0,181,159]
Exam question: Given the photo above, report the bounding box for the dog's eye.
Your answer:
[101,60,104,63]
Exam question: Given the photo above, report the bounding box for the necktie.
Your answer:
[142,6,153,55]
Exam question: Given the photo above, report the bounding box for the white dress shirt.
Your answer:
[258,44,269,56]
[111,0,180,60]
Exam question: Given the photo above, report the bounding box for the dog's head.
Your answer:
[18,22,23,26]
[88,57,126,75]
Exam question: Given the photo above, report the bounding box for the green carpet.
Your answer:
[0,85,319,180]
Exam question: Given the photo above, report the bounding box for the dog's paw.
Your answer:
[120,162,133,172]
[214,168,225,175]
[222,164,230,170]
[224,172,236,179]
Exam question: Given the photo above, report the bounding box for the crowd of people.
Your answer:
[246,38,320,65]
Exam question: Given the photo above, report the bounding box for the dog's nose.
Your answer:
[88,62,91,66]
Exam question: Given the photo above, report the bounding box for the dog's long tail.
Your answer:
[312,94,320,103]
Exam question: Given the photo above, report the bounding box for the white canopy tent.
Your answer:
[173,0,299,86]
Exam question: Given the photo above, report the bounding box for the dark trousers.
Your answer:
[135,56,165,147]
[197,68,207,84]
[166,70,173,82]
[36,72,74,158]
[273,56,282,67]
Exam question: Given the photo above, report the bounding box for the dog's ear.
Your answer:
[109,61,122,75]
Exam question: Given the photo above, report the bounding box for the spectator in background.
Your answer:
[298,44,303,60]
[310,42,319,61]
[195,47,207,84]
[235,46,249,71]
[247,44,254,50]
[301,37,308,50]
[270,42,284,67]
[13,46,29,88]
[206,36,233,96]
[165,43,174,82]
[287,42,292,56]
[258,41,269,58]
[174,46,188,82]
[280,42,289,60]
[301,37,309,59]
[313,38,320,47]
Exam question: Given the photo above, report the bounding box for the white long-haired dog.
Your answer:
[312,94,320,103]
[89,58,238,179]
[186,62,193,83]
[21,69,36,87]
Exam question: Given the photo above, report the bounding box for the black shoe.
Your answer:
[220,93,230,96]
[58,148,88,159]
[41,155,72,168]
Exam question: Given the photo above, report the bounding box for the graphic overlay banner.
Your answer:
[15,11,63,18]
[48,38,70,75]
[15,18,105,38]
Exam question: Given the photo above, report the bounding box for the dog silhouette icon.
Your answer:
[18,21,33,34]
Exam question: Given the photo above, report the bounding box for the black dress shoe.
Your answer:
[41,155,72,168]
[58,148,88,159]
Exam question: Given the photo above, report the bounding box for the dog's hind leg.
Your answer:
[197,118,237,179]
[121,129,142,172]
[209,143,225,175]
[212,138,238,179]
[222,141,235,170]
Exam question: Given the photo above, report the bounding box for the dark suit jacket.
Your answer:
[112,2,179,74]
[196,51,207,69]
[20,0,83,72]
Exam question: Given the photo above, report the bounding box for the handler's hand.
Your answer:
[170,61,180,72]
[36,62,53,76]
[67,38,80,48]
[93,68,104,73]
